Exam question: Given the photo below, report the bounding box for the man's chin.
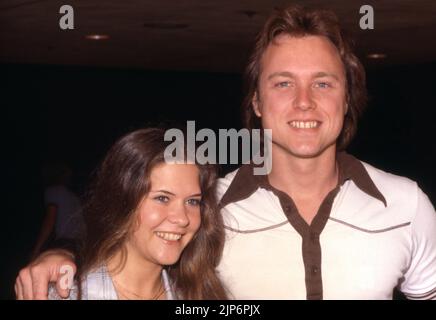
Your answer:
[290,150,323,159]
[272,141,336,159]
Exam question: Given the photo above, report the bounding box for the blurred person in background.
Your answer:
[31,162,84,260]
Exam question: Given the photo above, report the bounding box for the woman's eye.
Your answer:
[154,195,169,203]
[187,198,201,206]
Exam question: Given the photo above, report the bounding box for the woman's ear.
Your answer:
[252,91,262,117]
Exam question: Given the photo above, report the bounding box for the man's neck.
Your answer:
[268,145,339,205]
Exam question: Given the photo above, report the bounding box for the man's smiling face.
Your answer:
[253,34,347,159]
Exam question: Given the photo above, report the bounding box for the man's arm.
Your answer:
[15,249,77,300]
[400,187,436,300]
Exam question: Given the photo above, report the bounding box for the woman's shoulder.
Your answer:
[82,265,118,300]
[162,268,177,300]
[48,265,118,300]
[48,282,79,300]
[48,266,178,300]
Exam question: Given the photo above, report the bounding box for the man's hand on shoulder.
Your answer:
[15,249,77,300]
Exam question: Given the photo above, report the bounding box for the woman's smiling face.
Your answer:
[127,163,202,266]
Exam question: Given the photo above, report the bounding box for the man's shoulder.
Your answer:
[216,167,241,202]
[360,160,418,195]
[357,159,429,214]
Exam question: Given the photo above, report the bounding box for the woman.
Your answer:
[49,128,227,299]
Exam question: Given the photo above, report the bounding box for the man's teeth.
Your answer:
[155,232,182,241]
[290,121,319,129]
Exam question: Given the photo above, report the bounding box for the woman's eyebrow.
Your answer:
[150,190,175,195]
[150,190,202,197]
[188,193,202,198]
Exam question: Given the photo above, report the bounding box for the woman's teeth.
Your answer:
[290,121,319,129]
[155,232,182,241]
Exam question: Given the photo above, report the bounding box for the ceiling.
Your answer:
[1,0,435,73]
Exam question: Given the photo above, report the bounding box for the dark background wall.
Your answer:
[2,61,436,299]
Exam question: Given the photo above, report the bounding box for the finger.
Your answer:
[55,284,70,298]
[15,278,24,300]
[18,269,34,300]
[55,263,76,298]
[30,266,49,300]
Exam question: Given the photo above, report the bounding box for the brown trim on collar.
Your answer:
[219,152,387,208]
[337,152,387,207]
[219,163,259,209]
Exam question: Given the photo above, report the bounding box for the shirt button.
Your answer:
[312,266,319,275]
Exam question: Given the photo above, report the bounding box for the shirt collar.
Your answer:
[85,265,178,300]
[219,152,386,208]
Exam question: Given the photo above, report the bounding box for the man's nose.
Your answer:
[167,202,189,227]
[294,86,314,111]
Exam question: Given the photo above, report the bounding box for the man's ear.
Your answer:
[252,91,262,117]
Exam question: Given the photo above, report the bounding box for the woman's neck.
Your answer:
[106,246,164,300]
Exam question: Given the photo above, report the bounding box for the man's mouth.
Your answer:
[289,120,321,129]
[155,231,182,241]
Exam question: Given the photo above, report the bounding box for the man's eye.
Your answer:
[275,81,291,88]
[314,82,331,88]
[187,198,201,206]
[154,195,169,203]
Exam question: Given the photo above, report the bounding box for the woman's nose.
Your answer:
[167,203,189,227]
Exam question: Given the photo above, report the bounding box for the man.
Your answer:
[31,163,83,260]
[16,5,436,300]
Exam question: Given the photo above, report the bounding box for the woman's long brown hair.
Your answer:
[78,127,227,299]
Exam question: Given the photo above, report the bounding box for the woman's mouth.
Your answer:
[155,231,182,241]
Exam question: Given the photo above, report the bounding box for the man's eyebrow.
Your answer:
[267,71,295,80]
[267,71,340,81]
[313,72,340,81]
